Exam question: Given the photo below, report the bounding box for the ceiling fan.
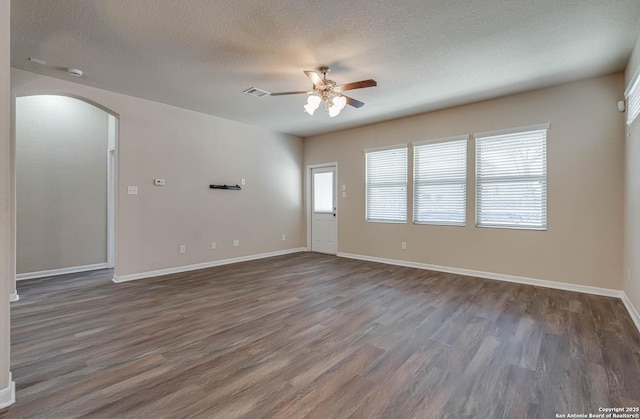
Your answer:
[270,66,377,117]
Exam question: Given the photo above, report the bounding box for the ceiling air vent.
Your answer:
[243,87,270,98]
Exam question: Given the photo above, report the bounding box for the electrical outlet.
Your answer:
[211,242,216,250]
[401,242,407,250]
[233,240,240,247]
[282,234,286,241]
[127,186,138,195]
[179,245,186,254]
[241,178,246,186]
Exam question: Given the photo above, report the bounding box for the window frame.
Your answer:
[412,135,468,227]
[365,144,408,223]
[474,123,549,231]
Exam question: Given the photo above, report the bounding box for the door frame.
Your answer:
[107,147,116,268]
[306,162,338,252]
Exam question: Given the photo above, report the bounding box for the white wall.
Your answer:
[624,34,640,317]
[305,73,625,291]
[10,68,304,281]
[16,95,109,274]
[0,0,15,409]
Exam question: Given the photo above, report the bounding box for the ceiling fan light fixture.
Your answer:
[270,67,376,118]
[304,104,317,115]
[327,102,341,118]
[304,95,321,115]
[333,95,347,111]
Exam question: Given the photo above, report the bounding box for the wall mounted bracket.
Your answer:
[209,184,241,190]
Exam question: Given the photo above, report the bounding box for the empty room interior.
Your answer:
[1,0,640,418]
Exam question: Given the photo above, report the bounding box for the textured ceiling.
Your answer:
[10,0,640,137]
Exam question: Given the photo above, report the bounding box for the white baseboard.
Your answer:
[622,292,640,334]
[0,373,15,409]
[17,263,109,281]
[337,252,623,298]
[9,293,19,302]
[113,248,307,283]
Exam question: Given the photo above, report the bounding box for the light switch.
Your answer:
[127,186,138,195]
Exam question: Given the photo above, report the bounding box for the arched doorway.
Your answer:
[12,94,118,289]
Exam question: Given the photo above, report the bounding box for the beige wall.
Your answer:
[305,74,625,290]
[16,96,109,273]
[11,68,304,279]
[624,35,640,312]
[0,0,13,406]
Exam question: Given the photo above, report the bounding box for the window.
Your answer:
[313,171,333,213]
[365,145,407,222]
[626,67,640,126]
[475,124,548,230]
[413,136,467,226]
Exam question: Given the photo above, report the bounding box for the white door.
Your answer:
[311,166,337,254]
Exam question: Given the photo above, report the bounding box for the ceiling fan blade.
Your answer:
[304,71,325,87]
[344,95,365,108]
[270,91,310,96]
[335,79,377,92]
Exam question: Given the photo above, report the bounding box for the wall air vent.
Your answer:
[243,87,270,98]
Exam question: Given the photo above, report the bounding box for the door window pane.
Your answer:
[313,172,333,213]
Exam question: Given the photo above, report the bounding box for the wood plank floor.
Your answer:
[1,252,639,418]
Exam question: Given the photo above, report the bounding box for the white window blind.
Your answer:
[626,68,640,126]
[475,125,548,230]
[413,136,467,226]
[366,146,407,222]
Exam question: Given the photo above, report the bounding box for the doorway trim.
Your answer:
[306,162,338,252]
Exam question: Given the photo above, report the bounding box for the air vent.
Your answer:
[243,87,270,98]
